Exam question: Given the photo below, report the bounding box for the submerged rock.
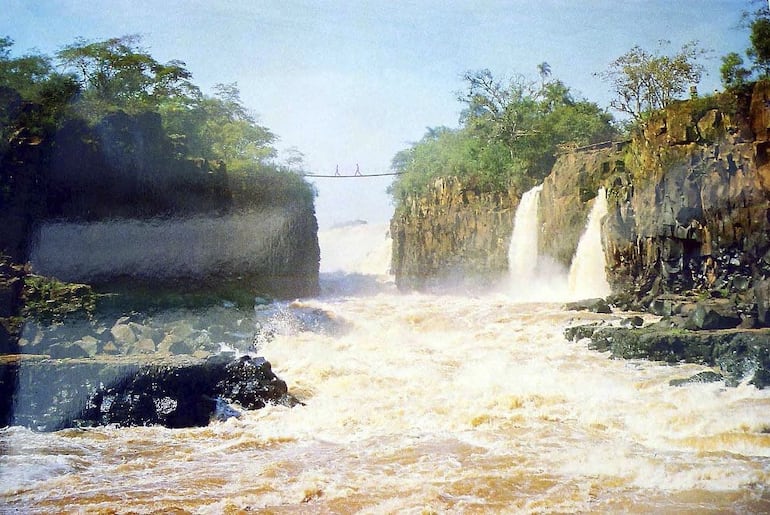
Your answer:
[669,370,724,387]
[208,395,242,421]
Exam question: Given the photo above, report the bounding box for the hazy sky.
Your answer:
[2,1,751,228]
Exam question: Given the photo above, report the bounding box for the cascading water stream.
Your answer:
[507,184,543,285]
[506,184,569,300]
[568,187,611,299]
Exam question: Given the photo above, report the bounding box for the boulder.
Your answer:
[564,298,612,314]
[110,323,136,346]
[620,315,645,327]
[128,338,156,355]
[2,354,298,430]
[685,301,742,330]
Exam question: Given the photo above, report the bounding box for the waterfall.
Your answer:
[508,184,543,285]
[568,187,611,299]
[317,222,395,296]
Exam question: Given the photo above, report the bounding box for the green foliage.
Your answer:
[600,41,706,121]
[390,67,616,201]
[749,16,770,76]
[56,35,197,120]
[721,52,751,88]
[23,274,96,322]
[389,127,523,200]
[719,2,770,85]
[0,37,81,164]
[1,33,315,221]
[228,164,316,209]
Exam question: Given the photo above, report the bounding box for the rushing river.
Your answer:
[2,222,770,513]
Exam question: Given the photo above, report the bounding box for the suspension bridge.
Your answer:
[301,164,404,178]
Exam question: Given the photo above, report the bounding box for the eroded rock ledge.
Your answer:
[564,320,770,389]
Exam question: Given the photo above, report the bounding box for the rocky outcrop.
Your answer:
[390,177,519,290]
[1,354,297,430]
[1,292,344,429]
[1,109,321,319]
[565,322,770,388]
[602,85,769,316]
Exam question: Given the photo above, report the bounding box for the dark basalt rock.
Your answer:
[563,322,603,342]
[669,371,724,387]
[565,324,770,388]
[620,315,644,327]
[685,302,742,330]
[564,298,612,314]
[1,354,298,431]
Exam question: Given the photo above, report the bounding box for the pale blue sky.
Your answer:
[2,1,751,228]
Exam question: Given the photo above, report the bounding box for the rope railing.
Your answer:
[302,164,404,178]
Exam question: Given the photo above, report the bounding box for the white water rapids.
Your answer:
[1,222,770,513]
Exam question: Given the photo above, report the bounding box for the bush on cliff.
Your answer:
[388,67,616,202]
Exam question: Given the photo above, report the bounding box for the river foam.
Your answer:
[2,222,769,513]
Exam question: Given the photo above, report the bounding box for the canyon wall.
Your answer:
[0,110,320,300]
[390,177,519,290]
[539,142,626,267]
[29,205,319,297]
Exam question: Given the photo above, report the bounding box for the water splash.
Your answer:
[568,188,611,299]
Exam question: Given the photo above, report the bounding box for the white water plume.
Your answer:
[5,296,768,513]
[568,188,611,299]
[506,185,569,300]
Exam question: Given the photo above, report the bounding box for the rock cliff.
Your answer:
[390,177,519,290]
[0,110,320,304]
[601,84,770,321]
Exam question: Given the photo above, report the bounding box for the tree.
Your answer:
[162,82,276,168]
[600,41,706,121]
[458,67,615,181]
[537,61,551,89]
[458,69,540,160]
[390,67,616,200]
[0,36,80,140]
[56,35,197,118]
[721,52,751,88]
[749,14,770,76]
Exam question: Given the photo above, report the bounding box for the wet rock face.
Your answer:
[2,354,295,431]
[390,177,519,290]
[597,85,770,322]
